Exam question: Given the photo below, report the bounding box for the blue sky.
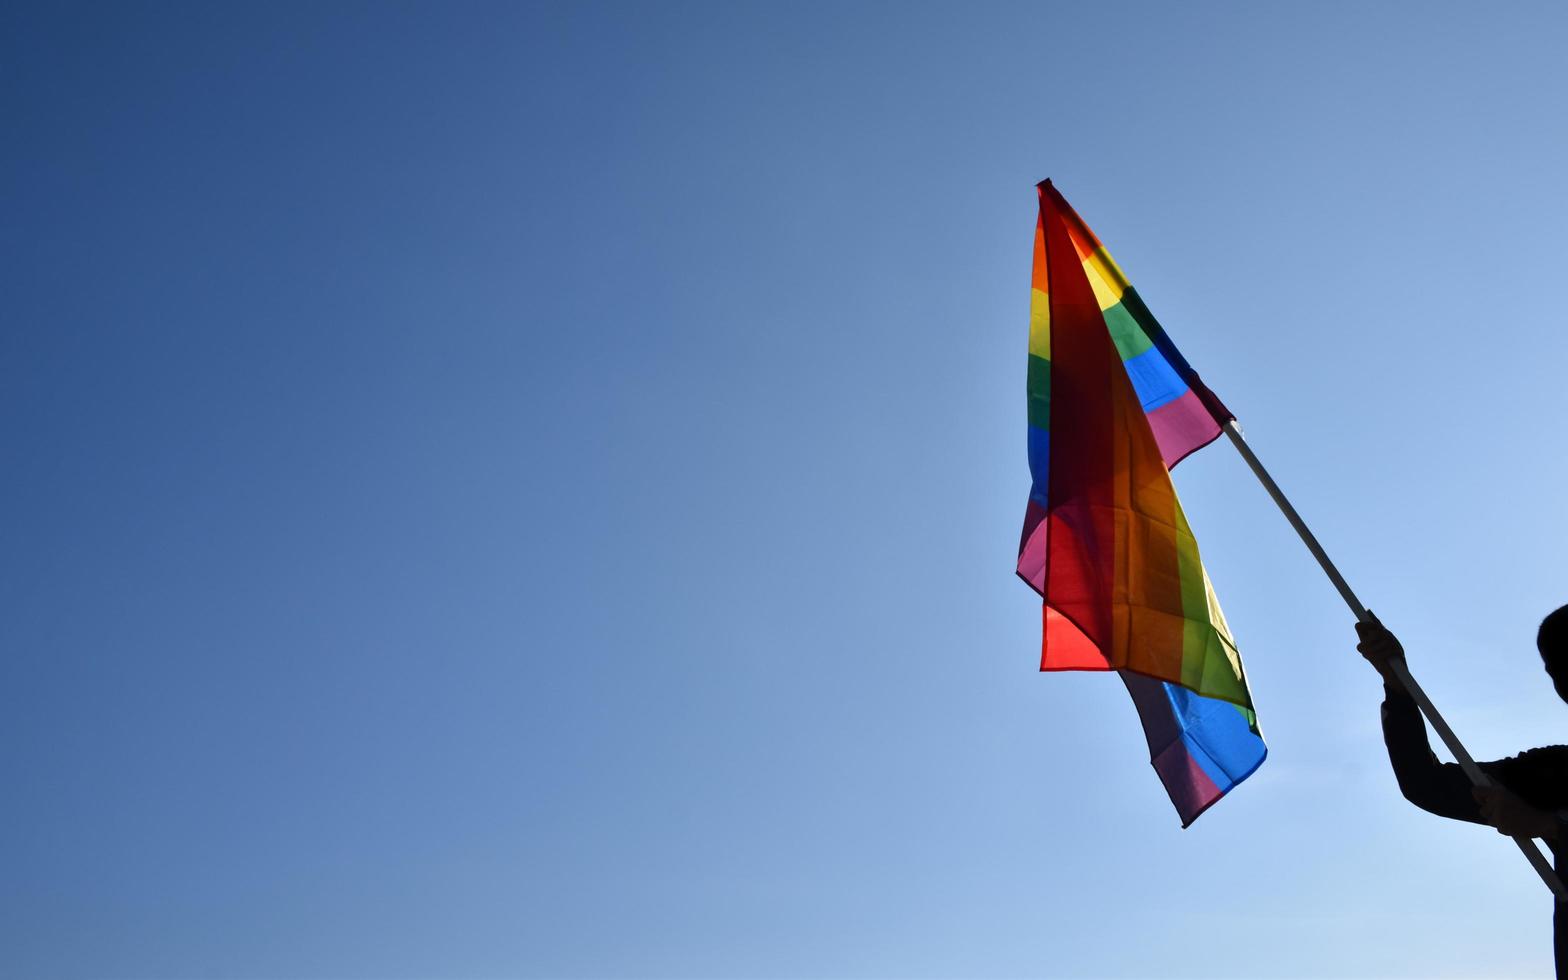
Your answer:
[5,2,1568,977]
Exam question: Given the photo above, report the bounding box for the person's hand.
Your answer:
[1474,784,1559,839]
[1356,613,1405,685]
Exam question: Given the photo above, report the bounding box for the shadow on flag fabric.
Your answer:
[1017,180,1266,826]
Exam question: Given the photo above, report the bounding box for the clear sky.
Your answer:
[5,2,1568,977]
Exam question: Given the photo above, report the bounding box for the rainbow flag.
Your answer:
[1017,180,1265,825]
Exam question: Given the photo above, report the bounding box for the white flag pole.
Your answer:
[1221,419,1565,900]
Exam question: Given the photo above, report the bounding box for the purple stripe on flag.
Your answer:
[1017,500,1048,595]
[1152,740,1224,824]
[1146,388,1224,468]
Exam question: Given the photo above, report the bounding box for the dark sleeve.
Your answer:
[1479,744,1568,813]
[1381,683,1487,824]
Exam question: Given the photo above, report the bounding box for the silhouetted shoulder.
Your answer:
[1481,745,1568,812]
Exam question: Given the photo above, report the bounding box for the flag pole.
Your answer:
[1221,420,1566,900]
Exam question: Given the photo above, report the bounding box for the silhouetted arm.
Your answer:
[1362,617,1566,836]
[1383,684,1568,840]
[1381,683,1488,823]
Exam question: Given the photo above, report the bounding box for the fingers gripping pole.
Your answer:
[1221,421,1566,900]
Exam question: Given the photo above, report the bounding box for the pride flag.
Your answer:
[1017,180,1265,825]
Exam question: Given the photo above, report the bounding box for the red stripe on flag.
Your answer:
[1039,183,1117,670]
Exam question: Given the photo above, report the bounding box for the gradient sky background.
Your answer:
[5,2,1568,977]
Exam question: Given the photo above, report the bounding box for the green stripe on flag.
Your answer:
[1027,354,1050,429]
[1103,301,1155,361]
